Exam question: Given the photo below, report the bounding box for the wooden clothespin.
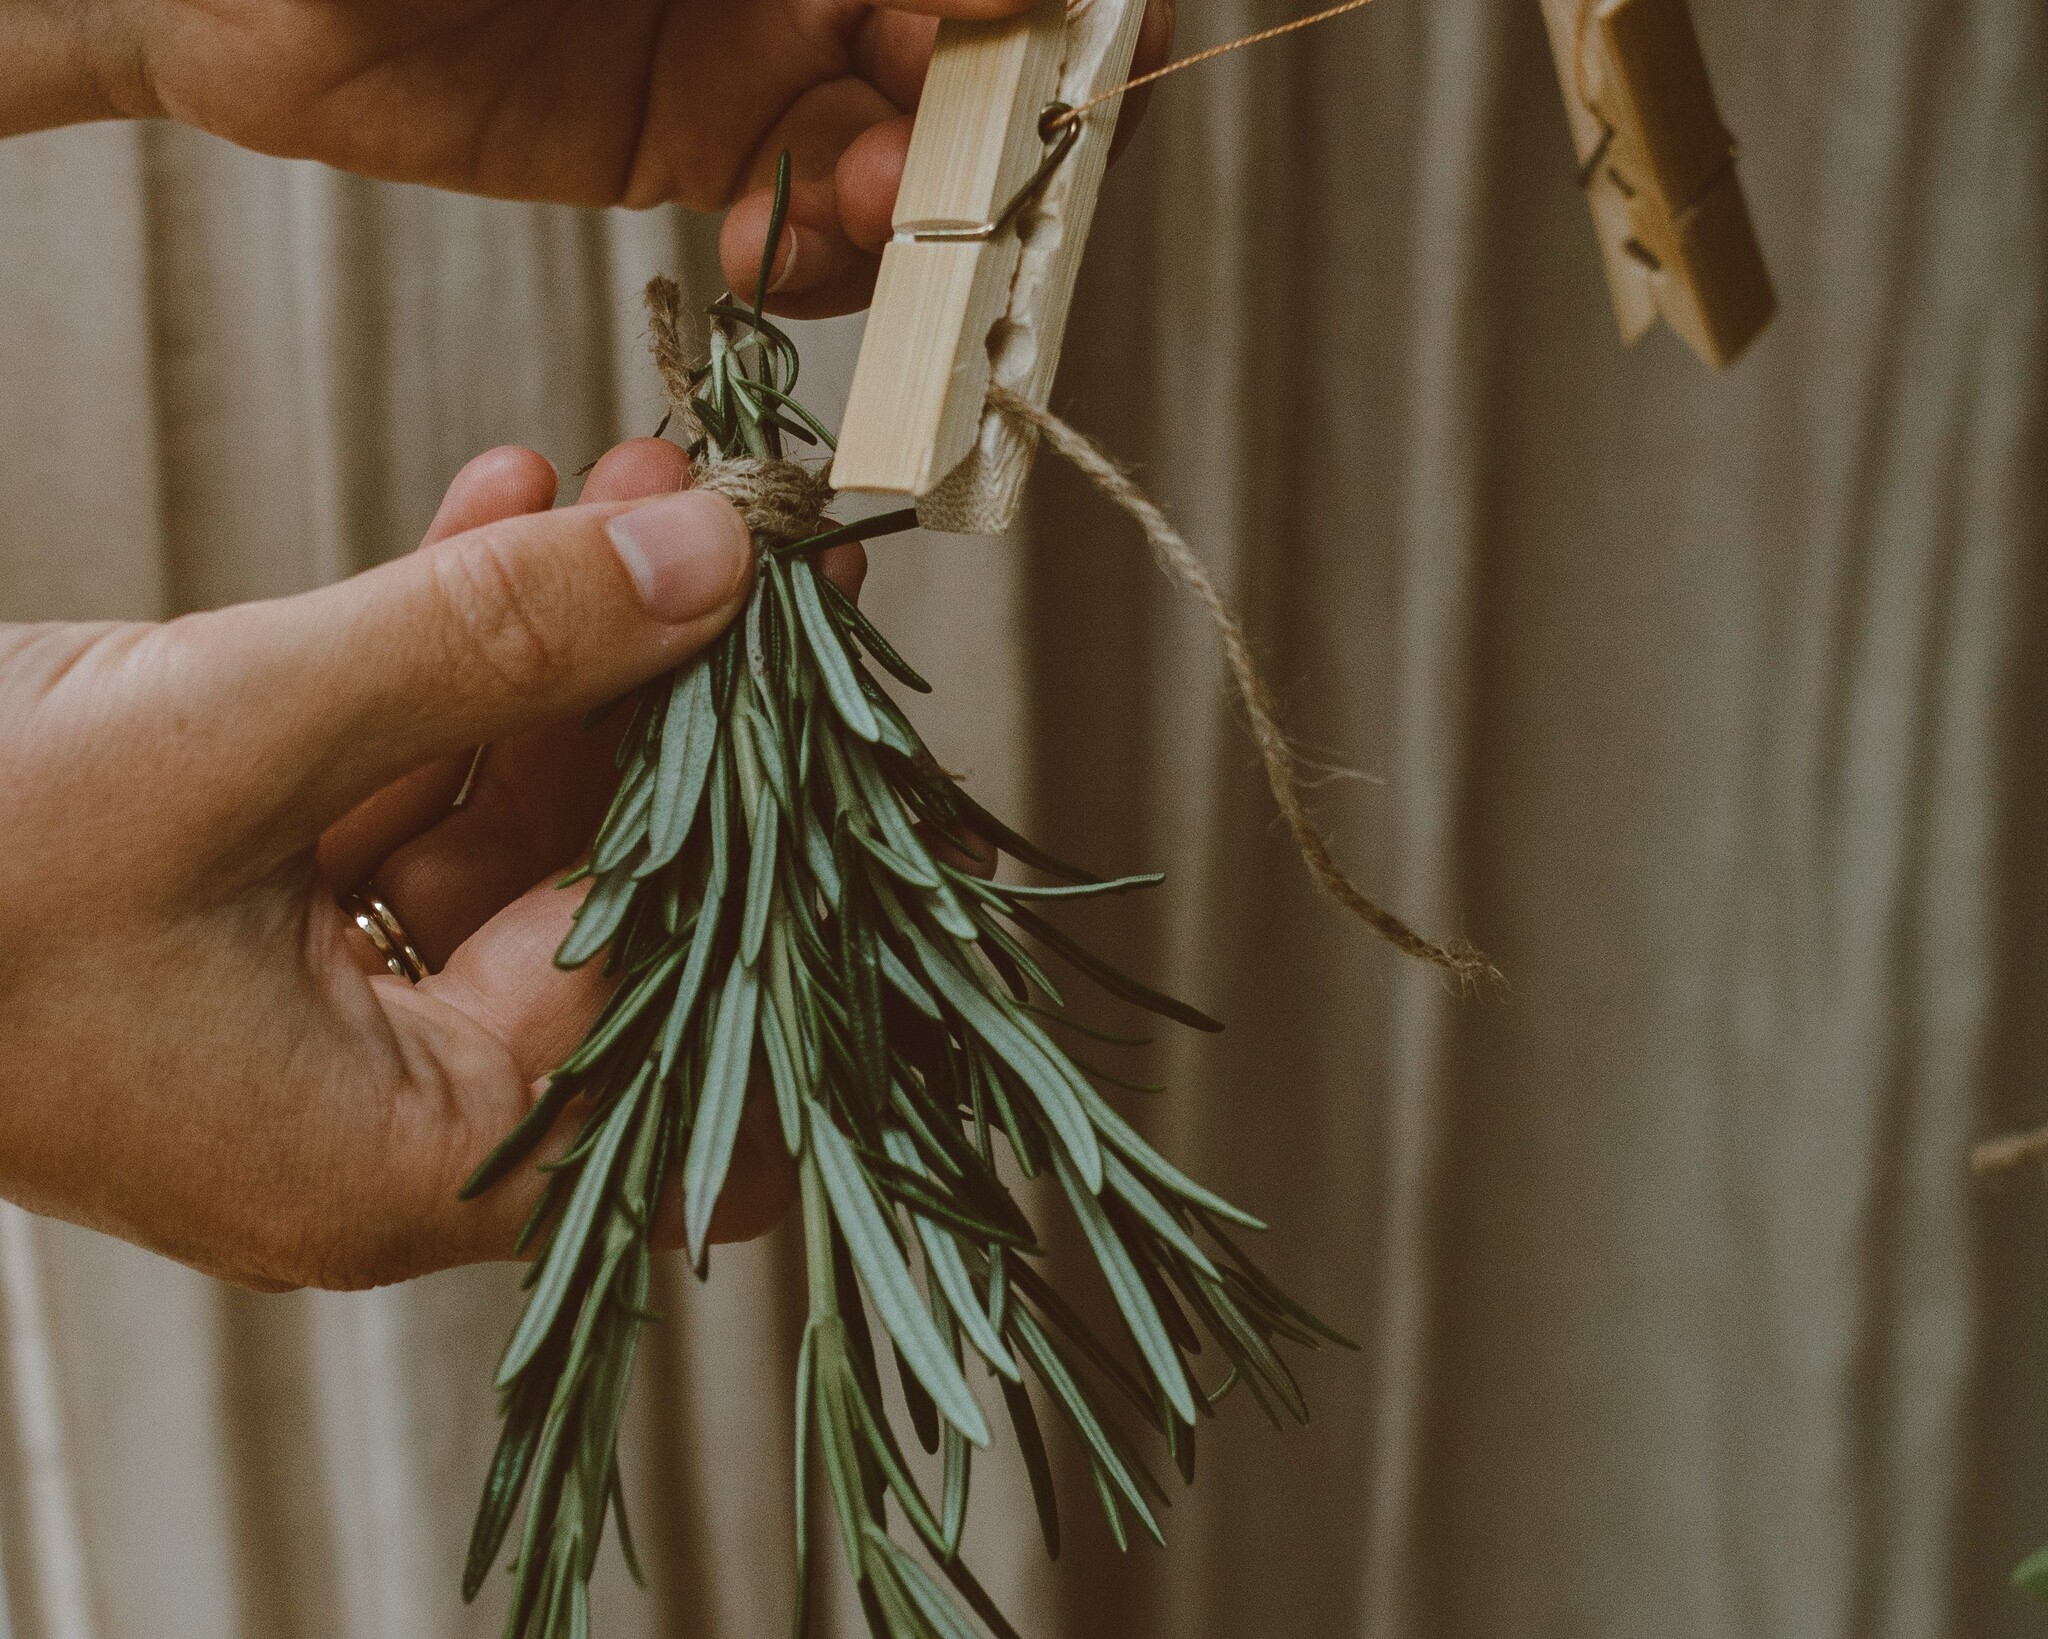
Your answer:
[831,0,1149,533]
[1537,0,1775,369]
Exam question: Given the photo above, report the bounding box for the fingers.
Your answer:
[1113,0,1176,160]
[647,1094,799,1249]
[926,823,997,879]
[719,171,880,321]
[835,116,912,253]
[351,439,697,966]
[852,10,942,110]
[720,0,1174,316]
[320,446,563,890]
[717,78,893,317]
[191,480,754,852]
[321,441,860,975]
[813,539,868,601]
[420,873,615,1088]
[576,436,696,505]
[705,1096,800,1243]
[420,445,558,547]
[382,874,795,1271]
[368,874,617,1271]
[867,0,1033,16]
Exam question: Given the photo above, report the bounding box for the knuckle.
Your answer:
[431,530,570,695]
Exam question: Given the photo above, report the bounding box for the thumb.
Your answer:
[202,489,754,838]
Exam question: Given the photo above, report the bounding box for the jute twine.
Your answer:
[985,387,1495,987]
[643,278,1495,986]
[646,277,835,544]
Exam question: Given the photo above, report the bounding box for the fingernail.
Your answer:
[767,230,802,294]
[607,492,752,623]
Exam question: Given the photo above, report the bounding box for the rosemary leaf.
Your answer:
[809,1110,990,1445]
[497,1076,646,1387]
[459,281,1348,1639]
[682,958,761,1263]
[999,1376,1060,1560]
[792,559,879,741]
[1052,1147,1199,1426]
[639,658,717,874]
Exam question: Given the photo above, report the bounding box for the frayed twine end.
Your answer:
[987,385,1499,991]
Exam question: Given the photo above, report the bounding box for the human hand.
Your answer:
[0,437,864,1291]
[28,0,1170,317]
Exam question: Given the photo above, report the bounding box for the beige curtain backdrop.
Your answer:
[2,1,2045,1635]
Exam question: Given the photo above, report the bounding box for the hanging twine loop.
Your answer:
[986,387,1499,990]
[640,278,1493,986]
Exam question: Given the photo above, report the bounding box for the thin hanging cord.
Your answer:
[987,386,1498,989]
[1047,0,1383,134]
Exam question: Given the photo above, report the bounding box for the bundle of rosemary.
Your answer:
[458,182,1349,1639]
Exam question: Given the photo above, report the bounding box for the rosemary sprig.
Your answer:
[461,163,1352,1639]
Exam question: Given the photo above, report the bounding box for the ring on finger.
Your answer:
[341,886,428,983]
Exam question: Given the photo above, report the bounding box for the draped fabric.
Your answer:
[2,1,2045,1634]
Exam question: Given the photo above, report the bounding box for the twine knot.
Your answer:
[692,457,834,548]
[643,275,835,548]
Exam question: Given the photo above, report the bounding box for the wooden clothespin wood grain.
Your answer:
[1537,0,1775,369]
[831,0,1149,533]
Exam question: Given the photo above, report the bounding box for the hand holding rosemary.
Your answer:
[458,222,1365,1634]
[0,432,810,1289]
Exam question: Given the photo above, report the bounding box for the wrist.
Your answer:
[0,1,137,138]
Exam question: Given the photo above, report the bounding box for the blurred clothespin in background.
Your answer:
[1537,0,1775,369]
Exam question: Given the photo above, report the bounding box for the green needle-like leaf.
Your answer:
[809,1110,990,1446]
[739,798,779,966]
[497,1075,647,1387]
[1053,1148,1199,1426]
[818,574,933,692]
[461,287,1350,1639]
[792,559,879,741]
[908,941,1102,1191]
[639,659,718,874]
[881,1131,1022,1381]
[555,866,640,969]
[683,958,761,1262]
[1102,1150,1221,1280]
[999,1376,1059,1561]
[861,1527,982,1639]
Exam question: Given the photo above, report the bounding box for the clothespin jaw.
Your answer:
[1539,0,1775,369]
[831,0,1150,533]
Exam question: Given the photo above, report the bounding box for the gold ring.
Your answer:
[342,888,427,983]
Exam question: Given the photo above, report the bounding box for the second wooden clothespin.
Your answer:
[1537,0,1775,369]
[831,0,1149,534]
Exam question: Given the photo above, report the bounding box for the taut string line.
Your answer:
[1046,0,1384,135]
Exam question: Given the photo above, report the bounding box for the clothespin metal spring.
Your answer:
[895,104,1081,244]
